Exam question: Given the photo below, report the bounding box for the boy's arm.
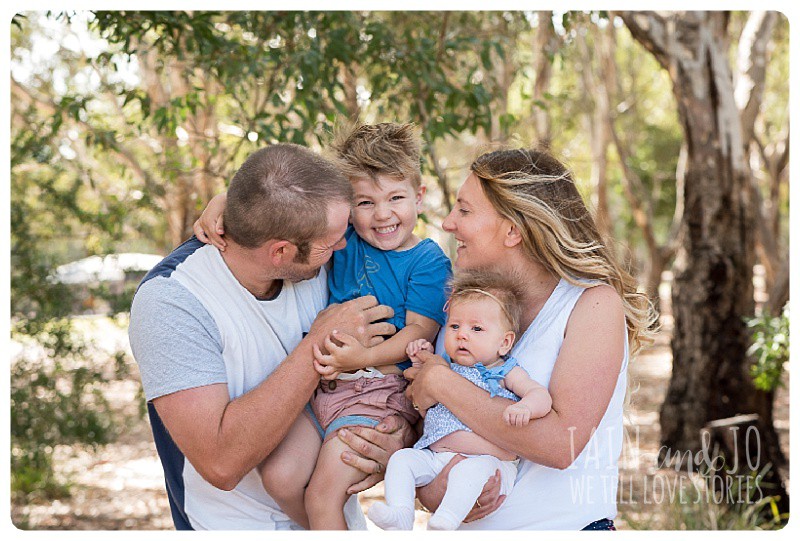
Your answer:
[313,310,439,375]
[503,367,553,422]
[367,310,440,367]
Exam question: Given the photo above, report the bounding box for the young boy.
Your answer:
[193,123,451,529]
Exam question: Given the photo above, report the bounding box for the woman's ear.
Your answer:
[498,330,516,356]
[503,222,523,248]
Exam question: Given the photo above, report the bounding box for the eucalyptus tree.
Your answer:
[619,10,788,514]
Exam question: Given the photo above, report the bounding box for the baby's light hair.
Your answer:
[447,269,525,336]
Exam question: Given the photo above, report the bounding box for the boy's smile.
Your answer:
[350,175,426,252]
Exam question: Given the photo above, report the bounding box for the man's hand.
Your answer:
[416,454,505,522]
[337,415,416,495]
[309,295,395,349]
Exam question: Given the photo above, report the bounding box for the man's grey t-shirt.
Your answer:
[132,275,226,401]
[129,237,365,530]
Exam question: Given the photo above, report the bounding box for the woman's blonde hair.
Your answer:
[470,147,658,356]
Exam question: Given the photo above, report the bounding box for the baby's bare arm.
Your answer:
[503,367,553,426]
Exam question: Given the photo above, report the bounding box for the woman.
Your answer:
[405,147,656,529]
[194,145,656,530]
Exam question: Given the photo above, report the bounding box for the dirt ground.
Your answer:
[10,289,790,530]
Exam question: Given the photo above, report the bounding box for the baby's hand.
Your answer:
[503,403,533,427]
[406,339,433,358]
[406,339,434,367]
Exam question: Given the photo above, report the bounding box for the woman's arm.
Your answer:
[337,414,418,494]
[407,284,626,469]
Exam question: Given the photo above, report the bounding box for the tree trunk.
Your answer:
[531,11,557,145]
[576,17,614,243]
[620,11,763,453]
[701,414,789,517]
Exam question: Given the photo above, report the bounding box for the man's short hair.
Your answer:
[223,144,353,261]
[329,122,422,188]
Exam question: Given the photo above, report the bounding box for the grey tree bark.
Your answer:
[619,10,787,514]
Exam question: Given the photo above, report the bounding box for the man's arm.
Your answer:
[152,336,320,490]
[149,295,395,491]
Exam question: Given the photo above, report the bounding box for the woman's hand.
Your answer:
[193,192,228,250]
[403,349,449,412]
[338,415,417,494]
[416,454,505,521]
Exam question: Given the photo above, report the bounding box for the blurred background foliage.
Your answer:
[9,10,789,527]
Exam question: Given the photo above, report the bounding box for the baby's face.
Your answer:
[444,297,515,367]
[350,175,424,252]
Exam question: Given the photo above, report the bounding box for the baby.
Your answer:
[368,269,552,530]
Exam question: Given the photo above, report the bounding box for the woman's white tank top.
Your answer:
[440,277,629,530]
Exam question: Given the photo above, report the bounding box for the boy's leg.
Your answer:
[368,448,444,530]
[259,410,322,530]
[304,433,371,530]
[427,455,501,530]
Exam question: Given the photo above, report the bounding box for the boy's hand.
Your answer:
[313,330,371,374]
[503,403,533,427]
[406,339,434,367]
[193,192,228,251]
[312,346,340,380]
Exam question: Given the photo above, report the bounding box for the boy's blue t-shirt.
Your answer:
[328,226,452,370]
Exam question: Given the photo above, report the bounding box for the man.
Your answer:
[129,144,413,530]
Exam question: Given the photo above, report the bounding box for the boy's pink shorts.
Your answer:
[310,374,420,442]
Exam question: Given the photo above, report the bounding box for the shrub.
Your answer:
[10,319,119,501]
[746,302,790,392]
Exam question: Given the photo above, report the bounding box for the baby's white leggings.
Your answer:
[383,448,518,529]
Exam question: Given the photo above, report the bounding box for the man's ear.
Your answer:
[503,221,523,248]
[268,240,294,266]
[498,330,516,356]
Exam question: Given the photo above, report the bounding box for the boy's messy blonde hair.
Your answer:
[447,269,525,336]
[329,121,422,188]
